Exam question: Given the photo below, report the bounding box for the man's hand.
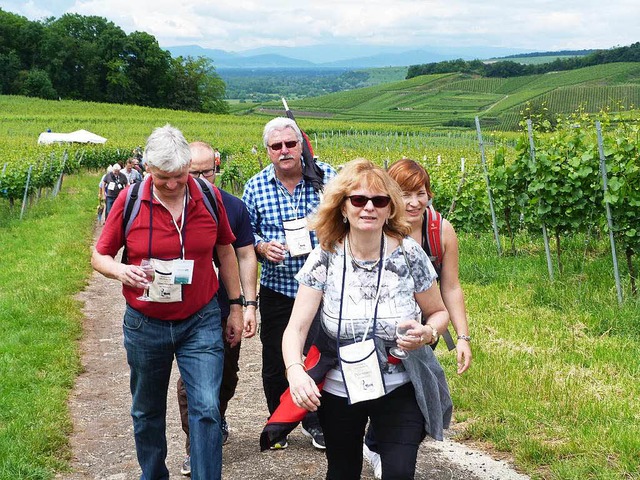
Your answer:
[243,306,257,338]
[226,306,243,347]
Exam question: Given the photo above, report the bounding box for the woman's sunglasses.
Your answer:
[347,195,391,208]
[268,140,298,151]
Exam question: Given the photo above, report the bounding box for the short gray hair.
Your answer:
[144,124,191,172]
[262,117,303,148]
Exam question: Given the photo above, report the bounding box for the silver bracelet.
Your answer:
[457,334,472,342]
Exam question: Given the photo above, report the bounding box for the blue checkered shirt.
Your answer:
[242,160,337,298]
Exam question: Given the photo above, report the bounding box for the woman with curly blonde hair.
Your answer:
[282,158,450,479]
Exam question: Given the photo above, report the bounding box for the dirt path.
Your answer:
[59,226,530,480]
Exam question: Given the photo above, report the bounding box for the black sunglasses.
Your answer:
[347,195,391,208]
[268,140,298,151]
[189,168,215,178]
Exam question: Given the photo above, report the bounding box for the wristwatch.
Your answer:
[426,324,439,344]
[228,295,245,306]
[245,300,258,307]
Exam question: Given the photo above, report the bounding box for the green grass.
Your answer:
[0,173,97,479]
[442,233,640,479]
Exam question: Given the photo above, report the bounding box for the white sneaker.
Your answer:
[362,443,382,479]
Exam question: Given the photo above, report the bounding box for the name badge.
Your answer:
[173,259,194,285]
[283,218,313,257]
[339,339,385,404]
[147,258,183,303]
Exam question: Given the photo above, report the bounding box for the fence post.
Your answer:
[596,121,623,305]
[475,116,502,256]
[448,158,467,217]
[527,119,554,281]
[53,151,67,198]
[20,165,33,220]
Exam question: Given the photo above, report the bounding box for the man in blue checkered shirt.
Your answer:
[242,117,336,451]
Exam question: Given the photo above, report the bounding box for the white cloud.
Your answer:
[2,0,638,52]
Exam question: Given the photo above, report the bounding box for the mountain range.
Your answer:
[166,44,533,69]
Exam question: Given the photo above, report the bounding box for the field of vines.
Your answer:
[2,95,639,294]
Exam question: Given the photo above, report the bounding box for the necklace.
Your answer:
[347,234,386,271]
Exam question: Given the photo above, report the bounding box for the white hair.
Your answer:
[262,117,303,147]
[144,124,191,172]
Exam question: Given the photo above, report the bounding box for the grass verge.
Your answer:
[0,173,97,479]
[442,233,640,479]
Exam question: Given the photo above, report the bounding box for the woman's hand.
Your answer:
[456,338,472,374]
[395,319,438,351]
[287,365,321,412]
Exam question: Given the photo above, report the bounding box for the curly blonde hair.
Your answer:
[310,158,410,252]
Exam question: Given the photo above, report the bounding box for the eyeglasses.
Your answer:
[347,195,391,208]
[189,168,215,178]
[268,140,298,151]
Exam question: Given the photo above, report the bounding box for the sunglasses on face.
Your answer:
[347,195,391,208]
[268,140,298,151]
[189,168,215,178]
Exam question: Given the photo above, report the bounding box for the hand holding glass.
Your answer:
[136,259,155,301]
[389,322,414,359]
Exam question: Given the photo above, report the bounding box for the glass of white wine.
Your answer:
[136,259,155,301]
[389,322,411,359]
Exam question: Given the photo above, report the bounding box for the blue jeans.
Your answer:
[123,298,224,480]
[105,195,117,219]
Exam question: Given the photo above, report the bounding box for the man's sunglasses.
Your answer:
[268,140,298,151]
[189,168,215,178]
[347,195,391,208]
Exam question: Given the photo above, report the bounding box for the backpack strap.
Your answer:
[425,205,443,273]
[193,177,219,225]
[120,176,149,264]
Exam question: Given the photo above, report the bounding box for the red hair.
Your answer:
[387,158,433,199]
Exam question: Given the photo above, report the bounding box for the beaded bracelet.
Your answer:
[457,334,472,342]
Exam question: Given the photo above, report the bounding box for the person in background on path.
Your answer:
[214,148,221,172]
[176,141,258,477]
[362,158,473,478]
[97,165,112,225]
[242,117,337,450]
[103,162,127,219]
[123,157,143,185]
[282,158,450,479]
[91,124,244,480]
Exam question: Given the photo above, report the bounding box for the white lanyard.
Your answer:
[152,187,188,258]
[343,234,387,342]
[277,182,304,218]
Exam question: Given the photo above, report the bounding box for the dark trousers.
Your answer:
[318,383,426,480]
[177,315,241,455]
[259,285,320,431]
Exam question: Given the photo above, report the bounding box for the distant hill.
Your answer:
[165,44,531,69]
[249,62,640,130]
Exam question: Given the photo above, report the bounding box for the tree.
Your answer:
[166,56,228,113]
[20,68,57,99]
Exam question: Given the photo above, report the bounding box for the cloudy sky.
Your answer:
[2,0,638,53]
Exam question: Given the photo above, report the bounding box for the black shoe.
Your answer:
[221,417,229,445]
[301,425,326,450]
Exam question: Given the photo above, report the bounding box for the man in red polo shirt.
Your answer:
[91,124,242,480]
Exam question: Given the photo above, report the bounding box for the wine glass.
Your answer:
[136,259,155,301]
[389,322,411,359]
[274,235,288,269]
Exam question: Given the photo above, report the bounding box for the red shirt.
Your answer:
[96,176,235,320]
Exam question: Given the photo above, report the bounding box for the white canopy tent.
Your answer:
[38,129,107,145]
